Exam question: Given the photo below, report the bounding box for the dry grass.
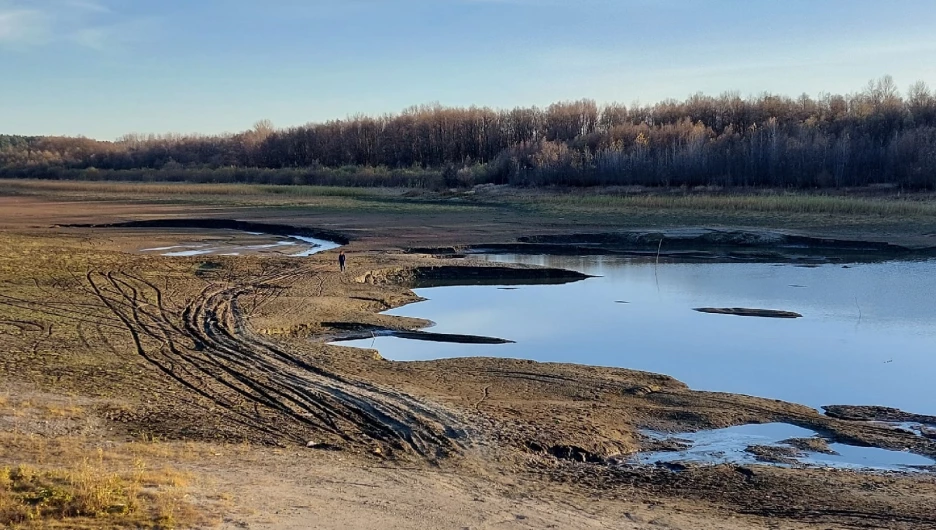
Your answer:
[0,179,380,199]
[0,394,216,529]
[0,438,204,529]
[531,192,936,218]
[0,456,198,529]
[0,179,494,216]
[10,179,933,228]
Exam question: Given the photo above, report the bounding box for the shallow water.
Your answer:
[640,423,935,471]
[289,235,343,256]
[338,255,936,416]
[140,231,341,257]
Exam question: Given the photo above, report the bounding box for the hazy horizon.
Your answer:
[3,0,935,139]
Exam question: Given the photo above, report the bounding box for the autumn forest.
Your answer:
[3,76,936,189]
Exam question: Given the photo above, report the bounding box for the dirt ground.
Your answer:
[2,189,936,529]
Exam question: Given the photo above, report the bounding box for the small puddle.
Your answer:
[640,423,934,471]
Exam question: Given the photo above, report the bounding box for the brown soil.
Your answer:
[2,193,936,529]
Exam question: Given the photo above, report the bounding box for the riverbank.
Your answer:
[3,180,936,248]
[1,184,936,528]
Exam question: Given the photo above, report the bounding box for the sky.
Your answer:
[2,0,936,139]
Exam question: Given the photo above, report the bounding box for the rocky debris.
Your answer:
[694,307,803,319]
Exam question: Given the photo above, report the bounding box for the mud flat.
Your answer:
[324,322,516,345]
[413,227,936,263]
[823,406,936,425]
[355,264,591,288]
[3,192,936,528]
[61,218,350,244]
[694,307,804,318]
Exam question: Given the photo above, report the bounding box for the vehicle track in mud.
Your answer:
[76,263,468,459]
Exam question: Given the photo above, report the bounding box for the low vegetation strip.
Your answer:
[0,179,384,198]
[529,192,936,218]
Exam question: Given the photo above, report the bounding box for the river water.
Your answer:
[140,232,341,257]
[340,255,936,416]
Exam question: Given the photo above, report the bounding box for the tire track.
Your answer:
[83,265,467,458]
[85,271,285,441]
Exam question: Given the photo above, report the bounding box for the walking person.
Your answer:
[338,250,346,272]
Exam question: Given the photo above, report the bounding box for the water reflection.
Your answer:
[337,256,936,415]
[640,423,935,471]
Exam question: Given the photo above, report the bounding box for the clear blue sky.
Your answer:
[2,0,935,139]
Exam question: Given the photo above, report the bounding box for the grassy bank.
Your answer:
[3,179,936,244]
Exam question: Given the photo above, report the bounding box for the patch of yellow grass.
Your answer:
[0,417,215,529]
[40,403,85,418]
[0,454,200,529]
[0,396,84,420]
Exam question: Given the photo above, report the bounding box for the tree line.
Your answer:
[3,76,936,189]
